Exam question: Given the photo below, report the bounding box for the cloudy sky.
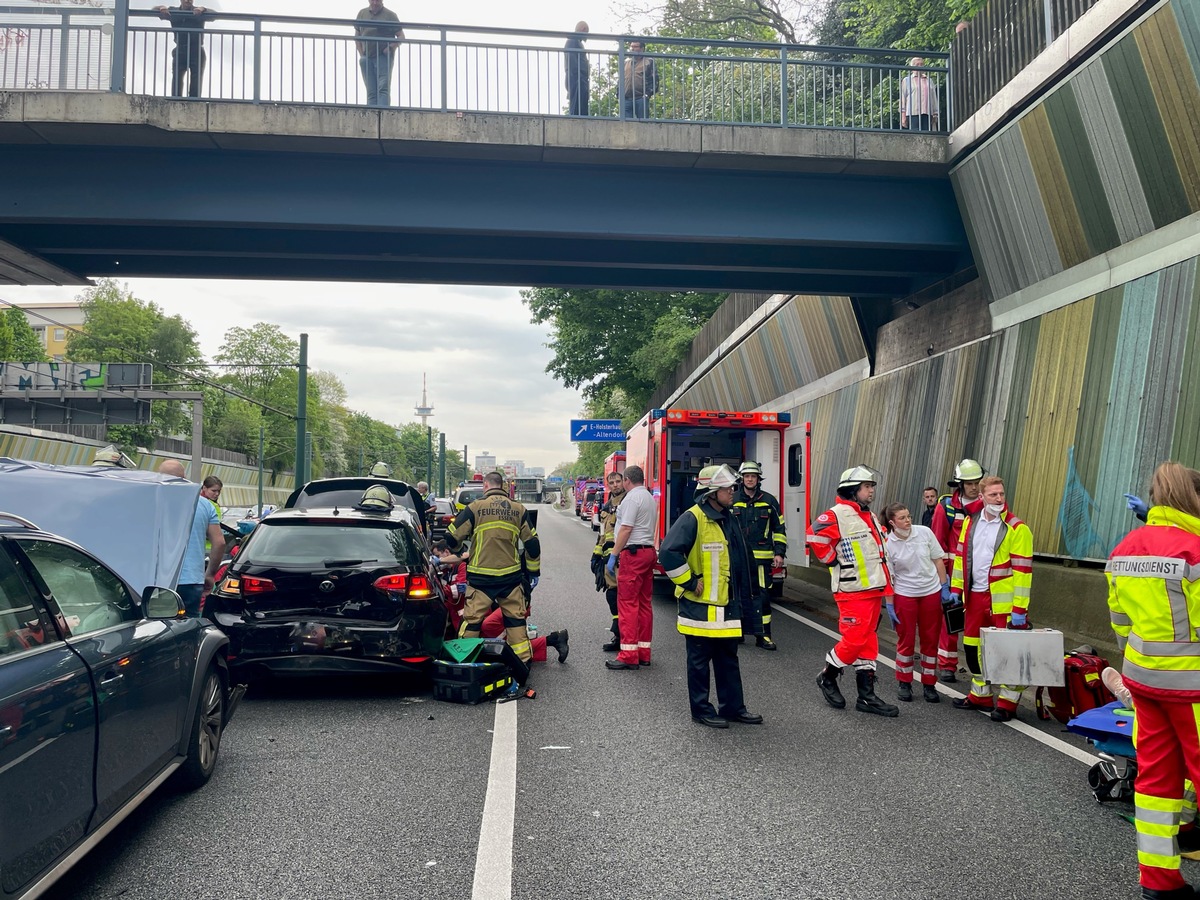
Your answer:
[6,0,667,472]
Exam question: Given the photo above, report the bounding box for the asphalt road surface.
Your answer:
[44,505,1180,900]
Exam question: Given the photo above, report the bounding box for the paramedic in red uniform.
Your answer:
[807,466,899,717]
[1107,461,1200,900]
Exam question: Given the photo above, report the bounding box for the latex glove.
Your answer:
[429,554,441,569]
[885,601,900,628]
[940,582,953,606]
[1009,611,1027,628]
[1124,493,1148,517]
[529,576,539,590]
[606,555,617,576]
[456,583,466,598]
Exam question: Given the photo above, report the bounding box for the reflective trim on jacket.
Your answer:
[731,486,787,561]
[447,488,541,583]
[949,508,1032,619]
[659,503,743,638]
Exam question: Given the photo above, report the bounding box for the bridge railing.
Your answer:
[0,5,949,133]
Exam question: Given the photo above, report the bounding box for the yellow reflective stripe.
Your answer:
[851,539,868,587]
[477,520,519,537]
[665,563,691,581]
[468,563,522,576]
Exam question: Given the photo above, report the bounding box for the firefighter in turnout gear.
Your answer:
[592,470,626,651]
[948,475,1033,722]
[731,460,786,650]
[807,465,899,717]
[659,464,763,727]
[1106,462,1200,900]
[930,457,986,682]
[446,471,541,663]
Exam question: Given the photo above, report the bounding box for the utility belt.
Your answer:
[623,544,654,553]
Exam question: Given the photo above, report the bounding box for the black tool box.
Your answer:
[432,660,512,704]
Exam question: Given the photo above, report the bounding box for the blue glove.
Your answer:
[529,576,539,590]
[430,554,440,569]
[606,555,617,576]
[886,601,900,628]
[940,582,953,606]
[1124,493,1149,517]
[456,583,466,598]
[1009,611,1027,628]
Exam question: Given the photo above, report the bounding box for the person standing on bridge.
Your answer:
[155,0,212,99]
[659,464,763,728]
[445,471,540,663]
[604,465,658,669]
[1107,462,1200,900]
[593,469,626,651]
[731,460,786,651]
[355,0,403,108]
[931,458,987,683]
[621,40,657,120]
[900,57,940,132]
[564,21,590,116]
[808,466,899,717]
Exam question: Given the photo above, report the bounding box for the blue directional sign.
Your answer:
[570,419,626,442]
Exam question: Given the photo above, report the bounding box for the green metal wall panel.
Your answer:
[1044,87,1121,256]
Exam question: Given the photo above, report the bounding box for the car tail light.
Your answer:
[401,656,432,663]
[241,575,276,594]
[230,544,241,557]
[373,573,434,599]
[441,515,453,524]
[214,563,229,582]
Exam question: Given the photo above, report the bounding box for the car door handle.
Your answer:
[99,673,125,688]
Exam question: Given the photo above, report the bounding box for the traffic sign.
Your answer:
[570,419,626,442]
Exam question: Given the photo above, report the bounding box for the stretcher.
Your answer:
[1066,700,1136,802]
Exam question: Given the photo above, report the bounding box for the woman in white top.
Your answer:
[883,503,949,703]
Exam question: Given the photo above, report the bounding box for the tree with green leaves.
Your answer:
[0,308,48,362]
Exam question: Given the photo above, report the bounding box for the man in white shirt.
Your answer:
[604,465,659,669]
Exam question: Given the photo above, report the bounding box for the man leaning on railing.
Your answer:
[155,0,212,99]
[622,40,657,120]
[356,0,404,108]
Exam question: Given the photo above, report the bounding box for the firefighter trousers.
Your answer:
[616,547,656,665]
[827,593,883,670]
[1128,684,1200,893]
[605,587,619,638]
[460,582,531,662]
[962,588,1023,711]
[894,590,941,685]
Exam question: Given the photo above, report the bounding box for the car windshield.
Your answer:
[239,521,414,567]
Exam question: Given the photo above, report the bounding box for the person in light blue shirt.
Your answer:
[179,476,224,617]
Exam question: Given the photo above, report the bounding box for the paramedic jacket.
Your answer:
[446,487,541,598]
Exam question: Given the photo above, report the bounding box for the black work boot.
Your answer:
[1141,886,1198,899]
[923,684,941,703]
[855,669,899,717]
[602,632,619,652]
[897,681,913,702]
[816,663,847,709]
[546,629,569,663]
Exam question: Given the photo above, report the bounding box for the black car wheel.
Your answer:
[175,666,225,790]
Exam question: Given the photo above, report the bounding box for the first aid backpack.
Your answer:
[1035,646,1116,725]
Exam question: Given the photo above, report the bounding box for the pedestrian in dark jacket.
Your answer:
[565,21,590,116]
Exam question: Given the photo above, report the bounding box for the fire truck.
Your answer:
[624,409,809,564]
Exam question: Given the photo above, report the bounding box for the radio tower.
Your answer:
[415,373,434,427]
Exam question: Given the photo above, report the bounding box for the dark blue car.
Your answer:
[0,513,244,900]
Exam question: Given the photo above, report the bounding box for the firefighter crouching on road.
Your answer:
[592,470,626,651]
[1107,461,1200,900]
[947,475,1033,722]
[931,458,986,683]
[445,471,541,663]
[807,466,899,717]
[659,464,764,728]
[731,460,786,651]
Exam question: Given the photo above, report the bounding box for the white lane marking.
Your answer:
[471,700,518,900]
[772,604,1101,767]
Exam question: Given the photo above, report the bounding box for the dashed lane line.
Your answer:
[471,700,518,900]
[772,604,1101,767]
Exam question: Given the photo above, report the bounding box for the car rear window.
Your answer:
[239,521,417,567]
[291,489,417,513]
[456,489,485,505]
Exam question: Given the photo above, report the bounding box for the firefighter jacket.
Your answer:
[731,486,786,564]
[446,488,540,593]
[659,500,759,638]
[807,498,892,600]
[949,507,1032,621]
[592,488,626,589]
[931,489,985,554]
[1106,505,1200,698]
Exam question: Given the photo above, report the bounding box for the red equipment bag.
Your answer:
[1035,646,1117,724]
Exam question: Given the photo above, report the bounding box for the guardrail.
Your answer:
[0,3,949,133]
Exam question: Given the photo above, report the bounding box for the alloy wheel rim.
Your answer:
[198,674,223,770]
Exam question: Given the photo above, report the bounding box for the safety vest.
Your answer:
[1106,506,1200,694]
[731,487,786,562]
[949,509,1033,618]
[450,489,539,580]
[829,502,888,595]
[669,505,741,638]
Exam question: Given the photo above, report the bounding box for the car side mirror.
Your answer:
[143,586,185,619]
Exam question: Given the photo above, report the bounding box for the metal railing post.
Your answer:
[252,18,262,102]
[780,46,788,126]
[57,12,70,89]
[1044,0,1055,45]
[617,42,626,119]
[440,28,447,111]
[110,0,129,92]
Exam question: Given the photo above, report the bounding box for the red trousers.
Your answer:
[482,607,546,662]
[894,590,941,685]
[830,593,883,668]
[963,588,1023,711]
[1128,683,1200,892]
[616,546,656,665]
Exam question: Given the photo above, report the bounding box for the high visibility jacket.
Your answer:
[1106,506,1200,697]
[593,488,625,589]
[807,498,891,600]
[949,508,1032,620]
[659,502,756,638]
[931,490,984,554]
[731,486,786,563]
[446,488,540,590]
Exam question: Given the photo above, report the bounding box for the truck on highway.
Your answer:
[514,476,545,503]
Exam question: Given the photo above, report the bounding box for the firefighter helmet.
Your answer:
[838,465,877,489]
[369,461,392,478]
[738,461,763,477]
[357,485,394,511]
[696,464,739,499]
[92,445,134,468]
[952,458,985,482]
